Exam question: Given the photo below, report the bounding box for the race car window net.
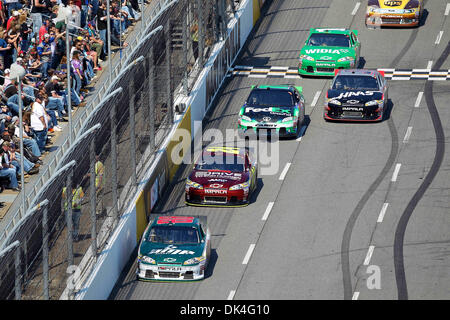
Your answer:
[147,226,200,245]
[307,33,350,47]
[247,90,294,106]
[332,75,379,90]
[195,155,245,173]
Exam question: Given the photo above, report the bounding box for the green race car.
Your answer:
[136,215,211,281]
[298,28,361,77]
[238,85,306,138]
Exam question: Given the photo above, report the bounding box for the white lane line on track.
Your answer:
[351,2,361,15]
[377,203,389,223]
[391,163,402,182]
[352,292,360,300]
[262,202,274,221]
[363,245,375,266]
[242,244,256,265]
[403,126,413,143]
[311,91,321,107]
[227,290,236,300]
[427,60,433,70]
[279,163,291,181]
[415,91,424,107]
[445,3,450,16]
[435,31,444,45]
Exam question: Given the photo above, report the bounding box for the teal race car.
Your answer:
[298,28,361,77]
[238,85,306,138]
[136,216,211,281]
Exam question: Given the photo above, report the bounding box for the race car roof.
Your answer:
[310,28,355,35]
[152,216,199,227]
[204,146,245,155]
[335,69,382,77]
[251,85,303,94]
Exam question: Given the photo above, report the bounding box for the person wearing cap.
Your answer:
[6,10,20,32]
[37,33,53,78]
[45,75,66,119]
[2,69,11,88]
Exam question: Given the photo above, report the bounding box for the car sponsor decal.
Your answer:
[209,184,223,188]
[346,100,360,104]
[163,257,177,262]
[245,107,291,114]
[208,179,228,182]
[157,216,194,224]
[384,0,402,7]
[342,107,364,111]
[305,48,350,54]
[196,171,242,180]
[334,91,375,100]
[149,244,195,255]
[205,189,227,194]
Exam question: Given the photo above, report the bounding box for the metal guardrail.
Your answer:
[0,0,171,247]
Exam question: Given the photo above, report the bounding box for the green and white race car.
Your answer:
[136,215,211,281]
[238,85,306,138]
[298,28,361,77]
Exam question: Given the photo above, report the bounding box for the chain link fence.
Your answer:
[0,0,244,300]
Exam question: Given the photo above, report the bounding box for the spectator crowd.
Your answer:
[0,0,143,192]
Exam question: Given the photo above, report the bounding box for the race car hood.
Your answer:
[189,170,248,188]
[301,46,356,60]
[242,105,293,122]
[139,242,205,264]
[327,89,383,104]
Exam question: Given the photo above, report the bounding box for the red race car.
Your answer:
[185,146,258,207]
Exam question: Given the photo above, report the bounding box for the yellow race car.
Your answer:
[366,0,424,27]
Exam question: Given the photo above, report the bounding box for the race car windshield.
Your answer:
[147,226,200,244]
[332,75,379,90]
[195,154,245,172]
[308,33,350,47]
[247,89,294,106]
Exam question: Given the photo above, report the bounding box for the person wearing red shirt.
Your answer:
[6,11,20,31]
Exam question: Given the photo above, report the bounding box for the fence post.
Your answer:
[42,203,49,300]
[165,19,173,123]
[89,138,97,262]
[129,80,137,185]
[197,0,204,66]
[14,244,21,300]
[66,171,74,268]
[148,50,155,153]
[111,101,119,220]
[182,1,188,94]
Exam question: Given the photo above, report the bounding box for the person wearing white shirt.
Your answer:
[30,95,48,152]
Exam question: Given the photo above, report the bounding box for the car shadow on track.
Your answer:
[204,249,218,279]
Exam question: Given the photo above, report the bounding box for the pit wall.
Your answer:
[76,0,266,299]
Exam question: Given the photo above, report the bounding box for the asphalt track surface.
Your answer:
[110,0,450,300]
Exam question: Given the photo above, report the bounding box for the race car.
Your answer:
[136,215,211,281]
[324,69,388,122]
[185,146,258,207]
[366,0,423,27]
[238,85,305,138]
[298,28,361,77]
